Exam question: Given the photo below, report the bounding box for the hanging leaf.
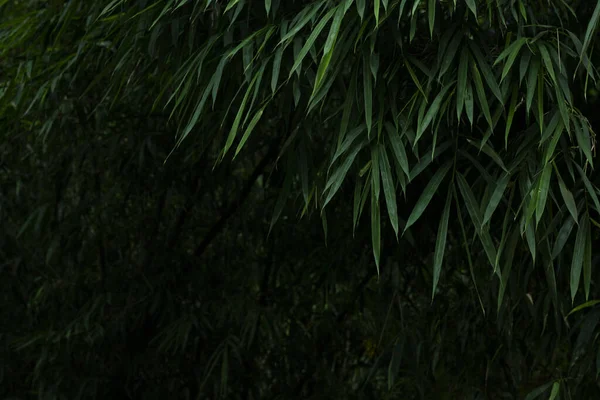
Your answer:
[378,145,399,236]
[432,189,451,300]
[570,216,589,302]
[404,161,452,232]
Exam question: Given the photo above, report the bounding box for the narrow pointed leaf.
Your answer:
[570,216,589,301]
[379,145,399,236]
[432,189,451,300]
[404,161,452,231]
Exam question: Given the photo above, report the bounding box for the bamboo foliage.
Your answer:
[2,0,600,304]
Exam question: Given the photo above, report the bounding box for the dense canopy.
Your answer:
[1,0,600,398]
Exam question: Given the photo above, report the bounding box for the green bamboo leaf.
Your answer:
[379,145,399,236]
[371,192,381,274]
[278,2,326,45]
[323,140,366,208]
[298,142,310,205]
[573,117,594,167]
[557,171,578,223]
[584,216,592,300]
[439,31,461,78]
[552,215,576,260]
[544,118,564,165]
[466,139,508,172]
[337,77,357,146]
[570,216,589,302]
[499,38,526,82]
[575,164,600,214]
[535,163,552,225]
[468,43,503,103]
[323,5,345,55]
[536,70,544,135]
[353,178,365,234]
[538,42,557,86]
[374,0,380,25]
[385,122,410,176]
[568,300,600,316]
[416,84,452,143]
[457,173,498,270]
[264,0,271,15]
[371,146,381,201]
[271,48,283,93]
[456,173,483,229]
[409,141,452,180]
[525,219,536,264]
[471,62,493,128]
[364,55,373,136]
[519,49,531,84]
[580,1,600,66]
[465,81,474,126]
[404,161,452,232]
[548,383,560,400]
[331,124,366,167]
[524,382,553,400]
[465,0,477,18]
[288,8,336,79]
[405,61,428,101]
[526,57,540,114]
[428,0,435,37]
[356,0,365,19]
[223,77,258,155]
[504,86,518,148]
[432,189,451,300]
[234,107,264,158]
[482,173,510,226]
[497,228,519,312]
[456,47,469,119]
[556,85,571,135]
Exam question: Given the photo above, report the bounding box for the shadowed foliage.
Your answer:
[1,0,600,398]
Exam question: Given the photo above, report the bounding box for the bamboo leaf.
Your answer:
[580,1,600,66]
[385,122,410,176]
[371,192,381,274]
[404,161,452,232]
[379,145,399,236]
[482,173,510,226]
[432,189,451,300]
[499,38,526,82]
[323,140,366,208]
[465,0,477,18]
[456,47,468,119]
[371,146,381,201]
[457,173,498,270]
[364,55,373,136]
[573,117,594,167]
[416,84,452,143]
[465,81,474,126]
[439,31,461,78]
[468,42,503,103]
[234,107,264,158]
[288,8,336,79]
[557,171,578,223]
[584,217,592,300]
[552,215,575,260]
[575,164,600,214]
[570,216,589,302]
[535,163,552,225]
[505,86,518,148]
[428,0,435,37]
[271,48,283,93]
[526,57,540,114]
[471,62,493,128]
